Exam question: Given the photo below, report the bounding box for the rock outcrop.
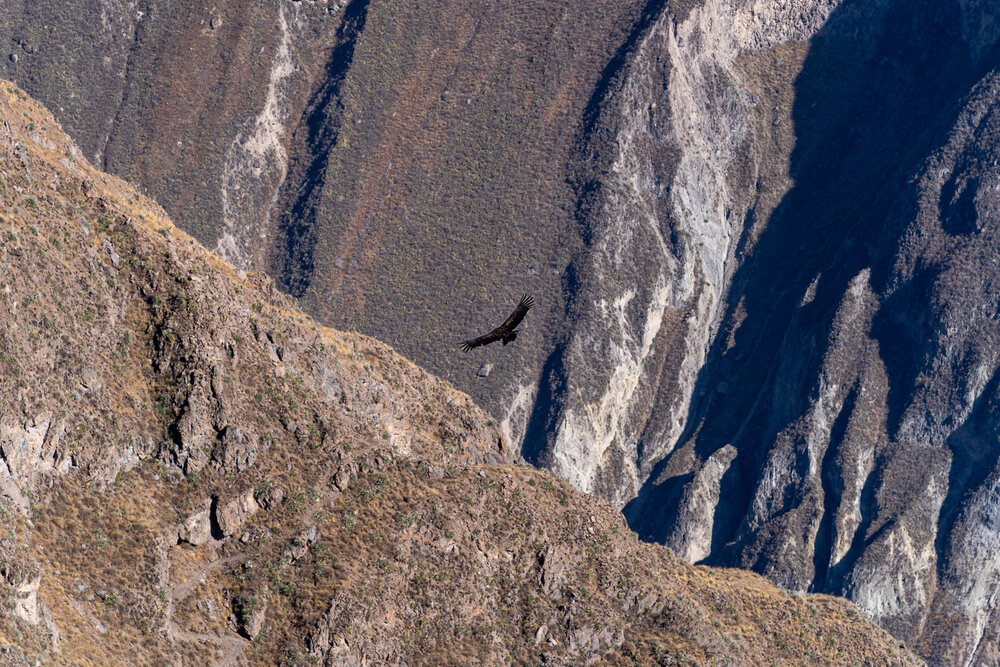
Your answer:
[572,3,1000,665]
[214,490,260,538]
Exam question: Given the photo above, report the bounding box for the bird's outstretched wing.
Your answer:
[460,329,503,352]
[499,294,533,331]
[460,294,533,352]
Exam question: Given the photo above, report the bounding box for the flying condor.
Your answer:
[460,294,533,352]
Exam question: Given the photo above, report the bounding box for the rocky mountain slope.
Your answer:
[0,82,917,665]
[0,0,651,410]
[5,1,1000,664]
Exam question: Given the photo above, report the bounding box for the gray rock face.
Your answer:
[0,413,69,483]
[580,2,1000,665]
[538,544,570,600]
[12,571,41,625]
[0,554,58,645]
[214,490,259,537]
[235,595,267,640]
[484,0,1000,663]
[213,426,259,472]
[0,413,71,515]
[178,500,213,546]
[174,378,216,475]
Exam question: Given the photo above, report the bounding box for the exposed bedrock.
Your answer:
[598,2,1000,664]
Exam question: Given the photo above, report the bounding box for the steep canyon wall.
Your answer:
[5,0,1000,662]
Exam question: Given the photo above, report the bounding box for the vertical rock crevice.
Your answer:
[268,0,372,297]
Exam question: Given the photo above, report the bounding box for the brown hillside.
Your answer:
[0,81,917,666]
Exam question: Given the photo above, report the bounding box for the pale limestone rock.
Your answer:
[13,571,40,625]
[0,459,29,514]
[333,467,350,491]
[179,501,213,545]
[538,544,569,600]
[667,445,737,563]
[215,490,259,537]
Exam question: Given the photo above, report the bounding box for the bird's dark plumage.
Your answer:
[461,294,533,352]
